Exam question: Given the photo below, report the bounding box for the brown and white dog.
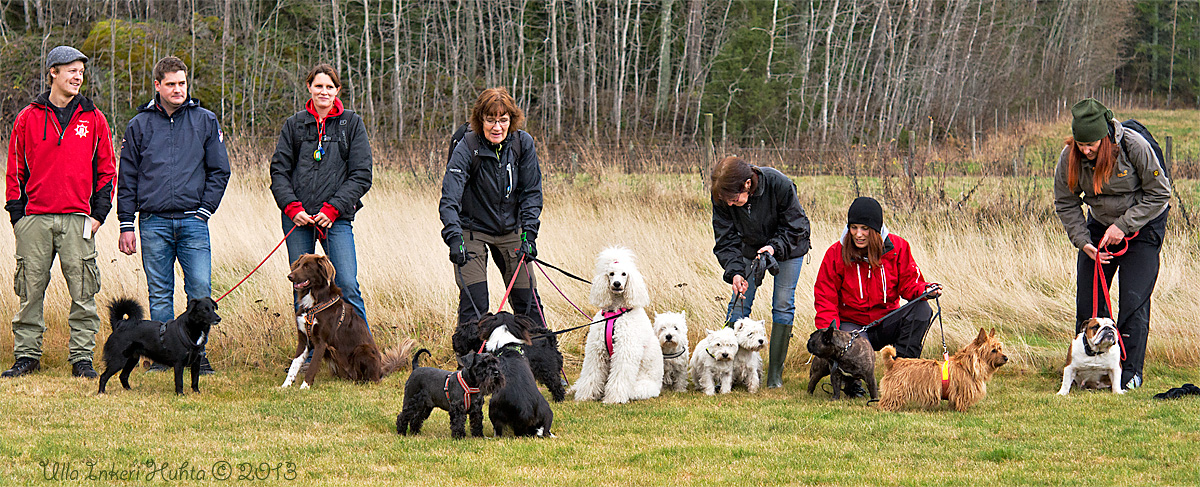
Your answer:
[1057,317,1122,395]
[281,254,410,389]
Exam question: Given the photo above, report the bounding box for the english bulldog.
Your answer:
[1057,317,1122,395]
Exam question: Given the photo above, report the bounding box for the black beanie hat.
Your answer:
[847,197,883,233]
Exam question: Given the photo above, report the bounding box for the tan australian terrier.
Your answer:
[878,328,1008,412]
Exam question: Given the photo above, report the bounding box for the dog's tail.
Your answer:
[409,348,430,370]
[107,297,145,329]
[880,345,897,371]
[381,338,422,376]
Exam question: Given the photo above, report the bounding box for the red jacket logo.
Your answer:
[74,121,90,138]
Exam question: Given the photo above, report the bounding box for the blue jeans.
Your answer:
[282,214,369,329]
[140,214,212,322]
[726,256,803,325]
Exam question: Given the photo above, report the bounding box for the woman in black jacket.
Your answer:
[711,156,811,388]
[269,64,372,324]
[439,87,545,329]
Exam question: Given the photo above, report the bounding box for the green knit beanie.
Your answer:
[1070,98,1113,144]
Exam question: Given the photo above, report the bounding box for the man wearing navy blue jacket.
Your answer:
[117,56,230,373]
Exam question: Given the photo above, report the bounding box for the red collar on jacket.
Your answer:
[305,98,344,122]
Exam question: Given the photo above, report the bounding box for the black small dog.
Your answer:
[478,312,554,437]
[99,297,221,395]
[452,313,566,402]
[806,326,878,401]
[396,349,504,439]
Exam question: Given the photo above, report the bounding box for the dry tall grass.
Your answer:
[1,158,1195,375]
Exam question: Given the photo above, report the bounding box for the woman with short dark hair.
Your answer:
[269,63,373,324]
[711,156,811,388]
[439,87,545,329]
[1053,98,1171,391]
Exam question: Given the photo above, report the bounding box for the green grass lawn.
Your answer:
[3,364,1199,486]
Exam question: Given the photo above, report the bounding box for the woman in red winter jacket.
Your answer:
[813,197,942,367]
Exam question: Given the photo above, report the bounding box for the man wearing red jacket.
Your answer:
[813,197,941,365]
[4,46,116,379]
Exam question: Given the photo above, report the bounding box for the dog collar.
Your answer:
[303,297,345,337]
[1082,337,1101,357]
[445,371,480,409]
[497,344,525,357]
[663,349,686,360]
[603,308,629,358]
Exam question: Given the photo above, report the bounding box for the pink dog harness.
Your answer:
[603,308,630,357]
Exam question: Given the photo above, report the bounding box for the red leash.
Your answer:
[214,225,297,303]
[495,253,527,312]
[1090,231,1137,361]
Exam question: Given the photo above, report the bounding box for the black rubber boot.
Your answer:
[766,322,793,389]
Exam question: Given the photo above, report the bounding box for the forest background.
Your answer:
[0,0,1197,153]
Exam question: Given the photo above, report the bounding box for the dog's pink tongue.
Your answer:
[293,280,309,290]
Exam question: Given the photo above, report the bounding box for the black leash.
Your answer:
[723,254,765,324]
[841,286,941,355]
[529,308,631,342]
[531,257,592,284]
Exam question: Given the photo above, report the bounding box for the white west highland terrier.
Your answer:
[730,317,767,394]
[688,327,738,395]
[653,311,689,392]
[572,247,663,404]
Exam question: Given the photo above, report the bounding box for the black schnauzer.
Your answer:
[99,297,221,395]
[477,312,554,437]
[806,326,878,401]
[396,349,504,439]
[453,312,566,402]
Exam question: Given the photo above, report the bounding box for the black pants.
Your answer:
[842,300,933,359]
[454,230,546,329]
[1075,210,1166,384]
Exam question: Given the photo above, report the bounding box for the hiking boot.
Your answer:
[71,360,98,379]
[842,379,867,398]
[2,357,41,378]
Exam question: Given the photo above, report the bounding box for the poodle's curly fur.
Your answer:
[572,247,663,404]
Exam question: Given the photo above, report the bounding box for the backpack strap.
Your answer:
[457,129,525,179]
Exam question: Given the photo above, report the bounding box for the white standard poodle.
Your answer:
[572,247,663,404]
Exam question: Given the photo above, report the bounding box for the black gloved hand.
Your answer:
[448,235,468,266]
[518,231,537,260]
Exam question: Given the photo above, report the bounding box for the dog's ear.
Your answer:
[973,328,988,345]
[989,328,997,338]
[458,352,476,370]
[318,257,337,286]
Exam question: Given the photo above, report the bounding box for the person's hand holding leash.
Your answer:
[923,283,943,300]
[732,274,749,297]
[757,244,775,256]
[312,212,334,229]
[291,210,315,227]
[1083,244,1113,265]
[1097,224,1126,250]
[517,231,537,260]
[448,235,468,266]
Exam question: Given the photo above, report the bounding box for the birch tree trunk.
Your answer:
[654,0,674,116]
[550,0,562,136]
